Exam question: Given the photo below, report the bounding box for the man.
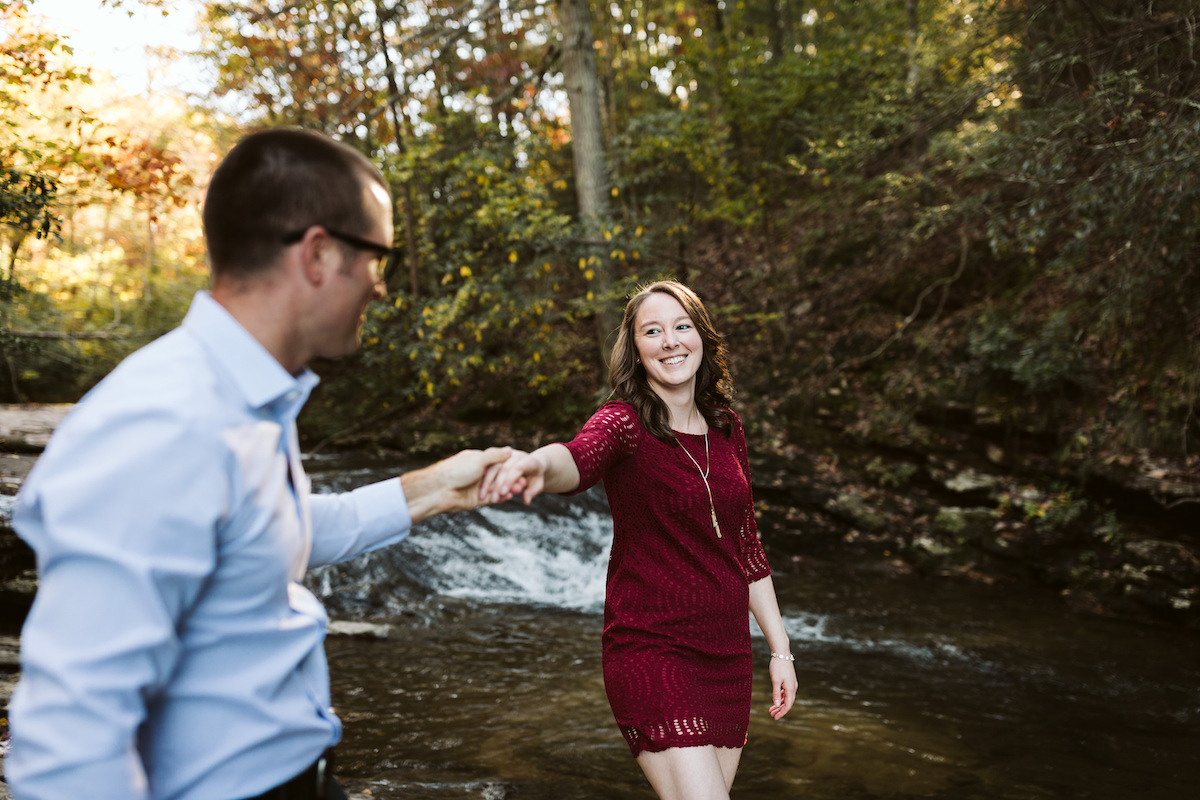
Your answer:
[4,128,520,800]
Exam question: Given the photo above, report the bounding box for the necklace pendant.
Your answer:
[711,509,722,538]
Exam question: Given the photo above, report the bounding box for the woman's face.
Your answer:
[633,291,704,397]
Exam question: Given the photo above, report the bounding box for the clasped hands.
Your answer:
[413,446,544,520]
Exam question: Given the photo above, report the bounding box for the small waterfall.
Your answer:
[306,470,613,616]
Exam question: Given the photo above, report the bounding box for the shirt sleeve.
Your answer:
[561,401,643,493]
[307,478,413,568]
[730,411,772,582]
[6,411,230,800]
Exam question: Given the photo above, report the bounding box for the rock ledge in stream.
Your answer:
[753,444,1200,629]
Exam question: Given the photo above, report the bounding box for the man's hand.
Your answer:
[401,446,526,523]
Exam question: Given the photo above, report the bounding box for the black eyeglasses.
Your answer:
[282,226,399,283]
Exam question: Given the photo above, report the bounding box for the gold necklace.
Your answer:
[679,431,721,538]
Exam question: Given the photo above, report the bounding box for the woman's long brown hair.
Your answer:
[608,280,734,444]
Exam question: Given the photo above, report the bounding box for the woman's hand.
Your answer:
[767,655,798,720]
[402,446,522,521]
[479,449,546,505]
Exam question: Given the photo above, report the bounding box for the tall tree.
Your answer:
[906,0,921,92]
[555,0,617,358]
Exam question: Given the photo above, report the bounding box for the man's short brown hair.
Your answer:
[202,128,389,278]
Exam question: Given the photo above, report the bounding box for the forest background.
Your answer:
[2,0,1199,625]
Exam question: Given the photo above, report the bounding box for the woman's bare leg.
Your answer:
[635,746,744,800]
[714,746,743,792]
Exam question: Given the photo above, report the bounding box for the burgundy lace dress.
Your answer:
[561,401,772,756]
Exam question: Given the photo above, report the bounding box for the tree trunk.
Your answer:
[767,0,785,61]
[906,0,921,93]
[556,0,618,363]
[374,0,422,298]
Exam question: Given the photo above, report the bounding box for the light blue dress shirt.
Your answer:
[5,291,413,800]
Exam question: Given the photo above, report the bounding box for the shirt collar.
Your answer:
[182,290,320,417]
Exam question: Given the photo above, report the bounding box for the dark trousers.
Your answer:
[242,750,346,800]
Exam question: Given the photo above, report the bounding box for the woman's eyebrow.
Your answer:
[639,315,691,330]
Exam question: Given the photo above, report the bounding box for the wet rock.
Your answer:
[1119,564,1151,586]
[1169,588,1196,611]
[933,507,998,543]
[1121,538,1200,586]
[827,491,886,531]
[910,535,959,573]
[1124,538,1185,563]
[943,468,1002,496]
[328,620,391,639]
[0,404,73,453]
[912,536,954,558]
[977,534,1026,561]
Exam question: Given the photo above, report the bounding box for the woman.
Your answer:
[482,280,796,800]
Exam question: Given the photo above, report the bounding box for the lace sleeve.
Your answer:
[561,401,643,493]
[731,410,771,581]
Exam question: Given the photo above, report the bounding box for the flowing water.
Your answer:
[303,454,1200,799]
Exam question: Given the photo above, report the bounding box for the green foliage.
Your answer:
[0,168,58,242]
[333,123,591,418]
[997,484,1090,540]
[967,310,1088,397]
[6,0,1197,470]
[865,456,918,488]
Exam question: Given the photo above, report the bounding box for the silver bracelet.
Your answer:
[770,651,795,662]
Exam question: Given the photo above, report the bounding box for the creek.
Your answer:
[304,453,1200,800]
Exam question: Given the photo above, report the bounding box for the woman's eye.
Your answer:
[644,327,661,335]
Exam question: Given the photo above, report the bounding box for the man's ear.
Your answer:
[298,227,335,287]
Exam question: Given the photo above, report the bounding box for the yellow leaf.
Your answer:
[460,266,472,277]
[426,382,435,396]
[585,269,595,280]
[533,351,541,362]
[610,187,619,197]
[508,251,518,263]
